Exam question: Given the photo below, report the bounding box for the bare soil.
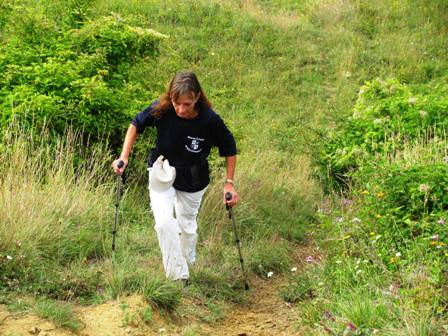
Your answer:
[0,276,303,336]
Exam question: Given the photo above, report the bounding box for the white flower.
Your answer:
[373,118,382,125]
[395,252,401,257]
[291,267,297,272]
[408,97,417,104]
[335,260,342,264]
[6,255,12,260]
[267,271,274,278]
[418,184,430,192]
[419,110,428,118]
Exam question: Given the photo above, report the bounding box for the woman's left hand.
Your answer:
[223,183,239,207]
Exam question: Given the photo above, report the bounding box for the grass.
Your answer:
[34,298,81,331]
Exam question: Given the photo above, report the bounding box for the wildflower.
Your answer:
[362,190,369,195]
[437,219,445,225]
[346,322,358,331]
[267,271,274,278]
[430,241,437,246]
[370,232,375,236]
[335,216,344,223]
[6,255,12,260]
[419,110,428,118]
[430,234,439,240]
[418,184,430,192]
[376,214,382,219]
[291,267,297,272]
[343,234,351,240]
[376,192,385,198]
[341,198,353,206]
[323,311,336,321]
[335,260,342,264]
[395,252,401,257]
[352,217,362,224]
[408,97,417,104]
[390,257,396,264]
[373,118,382,125]
[318,282,324,286]
[306,256,314,263]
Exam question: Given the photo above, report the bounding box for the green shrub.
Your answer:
[0,7,166,143]
[319,78,448,187]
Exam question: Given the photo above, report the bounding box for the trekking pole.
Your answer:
[225,192,250,290]
[112,160,125,251]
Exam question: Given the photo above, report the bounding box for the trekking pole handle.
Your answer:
[225,192,232,215]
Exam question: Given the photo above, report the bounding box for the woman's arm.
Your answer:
[223,155,239,207]
[112,124,138,174]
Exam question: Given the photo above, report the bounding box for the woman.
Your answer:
[112,71,239,282]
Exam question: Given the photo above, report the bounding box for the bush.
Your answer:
[0,6,167,143]
[319,78,448,187]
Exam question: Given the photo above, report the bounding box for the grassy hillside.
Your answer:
[1,0,447,334]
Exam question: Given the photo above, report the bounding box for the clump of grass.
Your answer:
[249,239,292,278]
[34,298,81,331]
[189,267,244,303]
[141,278,182,311]
[279,273,314,303]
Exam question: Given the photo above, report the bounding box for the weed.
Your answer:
[34,298,81,331]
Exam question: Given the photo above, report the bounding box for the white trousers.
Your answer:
[148,169,207,280]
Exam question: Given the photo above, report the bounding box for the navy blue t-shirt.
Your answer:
[132,101,237,192]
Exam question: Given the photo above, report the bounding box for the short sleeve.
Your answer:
[213,115,237,157]
[131,102,157,134]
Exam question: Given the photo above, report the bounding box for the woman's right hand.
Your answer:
[112,158,128,175]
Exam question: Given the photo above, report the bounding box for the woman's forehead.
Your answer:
[172,93,196,103]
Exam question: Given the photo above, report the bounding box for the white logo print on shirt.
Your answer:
[185,136,204,153]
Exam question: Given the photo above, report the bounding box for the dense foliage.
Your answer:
[319,78,448,186]
[0,2,166,143]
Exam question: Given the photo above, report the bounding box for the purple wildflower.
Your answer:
[306,256,314,263]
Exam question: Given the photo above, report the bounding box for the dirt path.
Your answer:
[0,276,302,336]
[209,277,301,335]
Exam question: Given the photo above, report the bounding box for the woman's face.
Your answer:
[172,93,199,119]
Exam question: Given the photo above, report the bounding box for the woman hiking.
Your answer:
[112,71,239,283]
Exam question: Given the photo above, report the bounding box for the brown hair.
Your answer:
[152,71,212,119]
